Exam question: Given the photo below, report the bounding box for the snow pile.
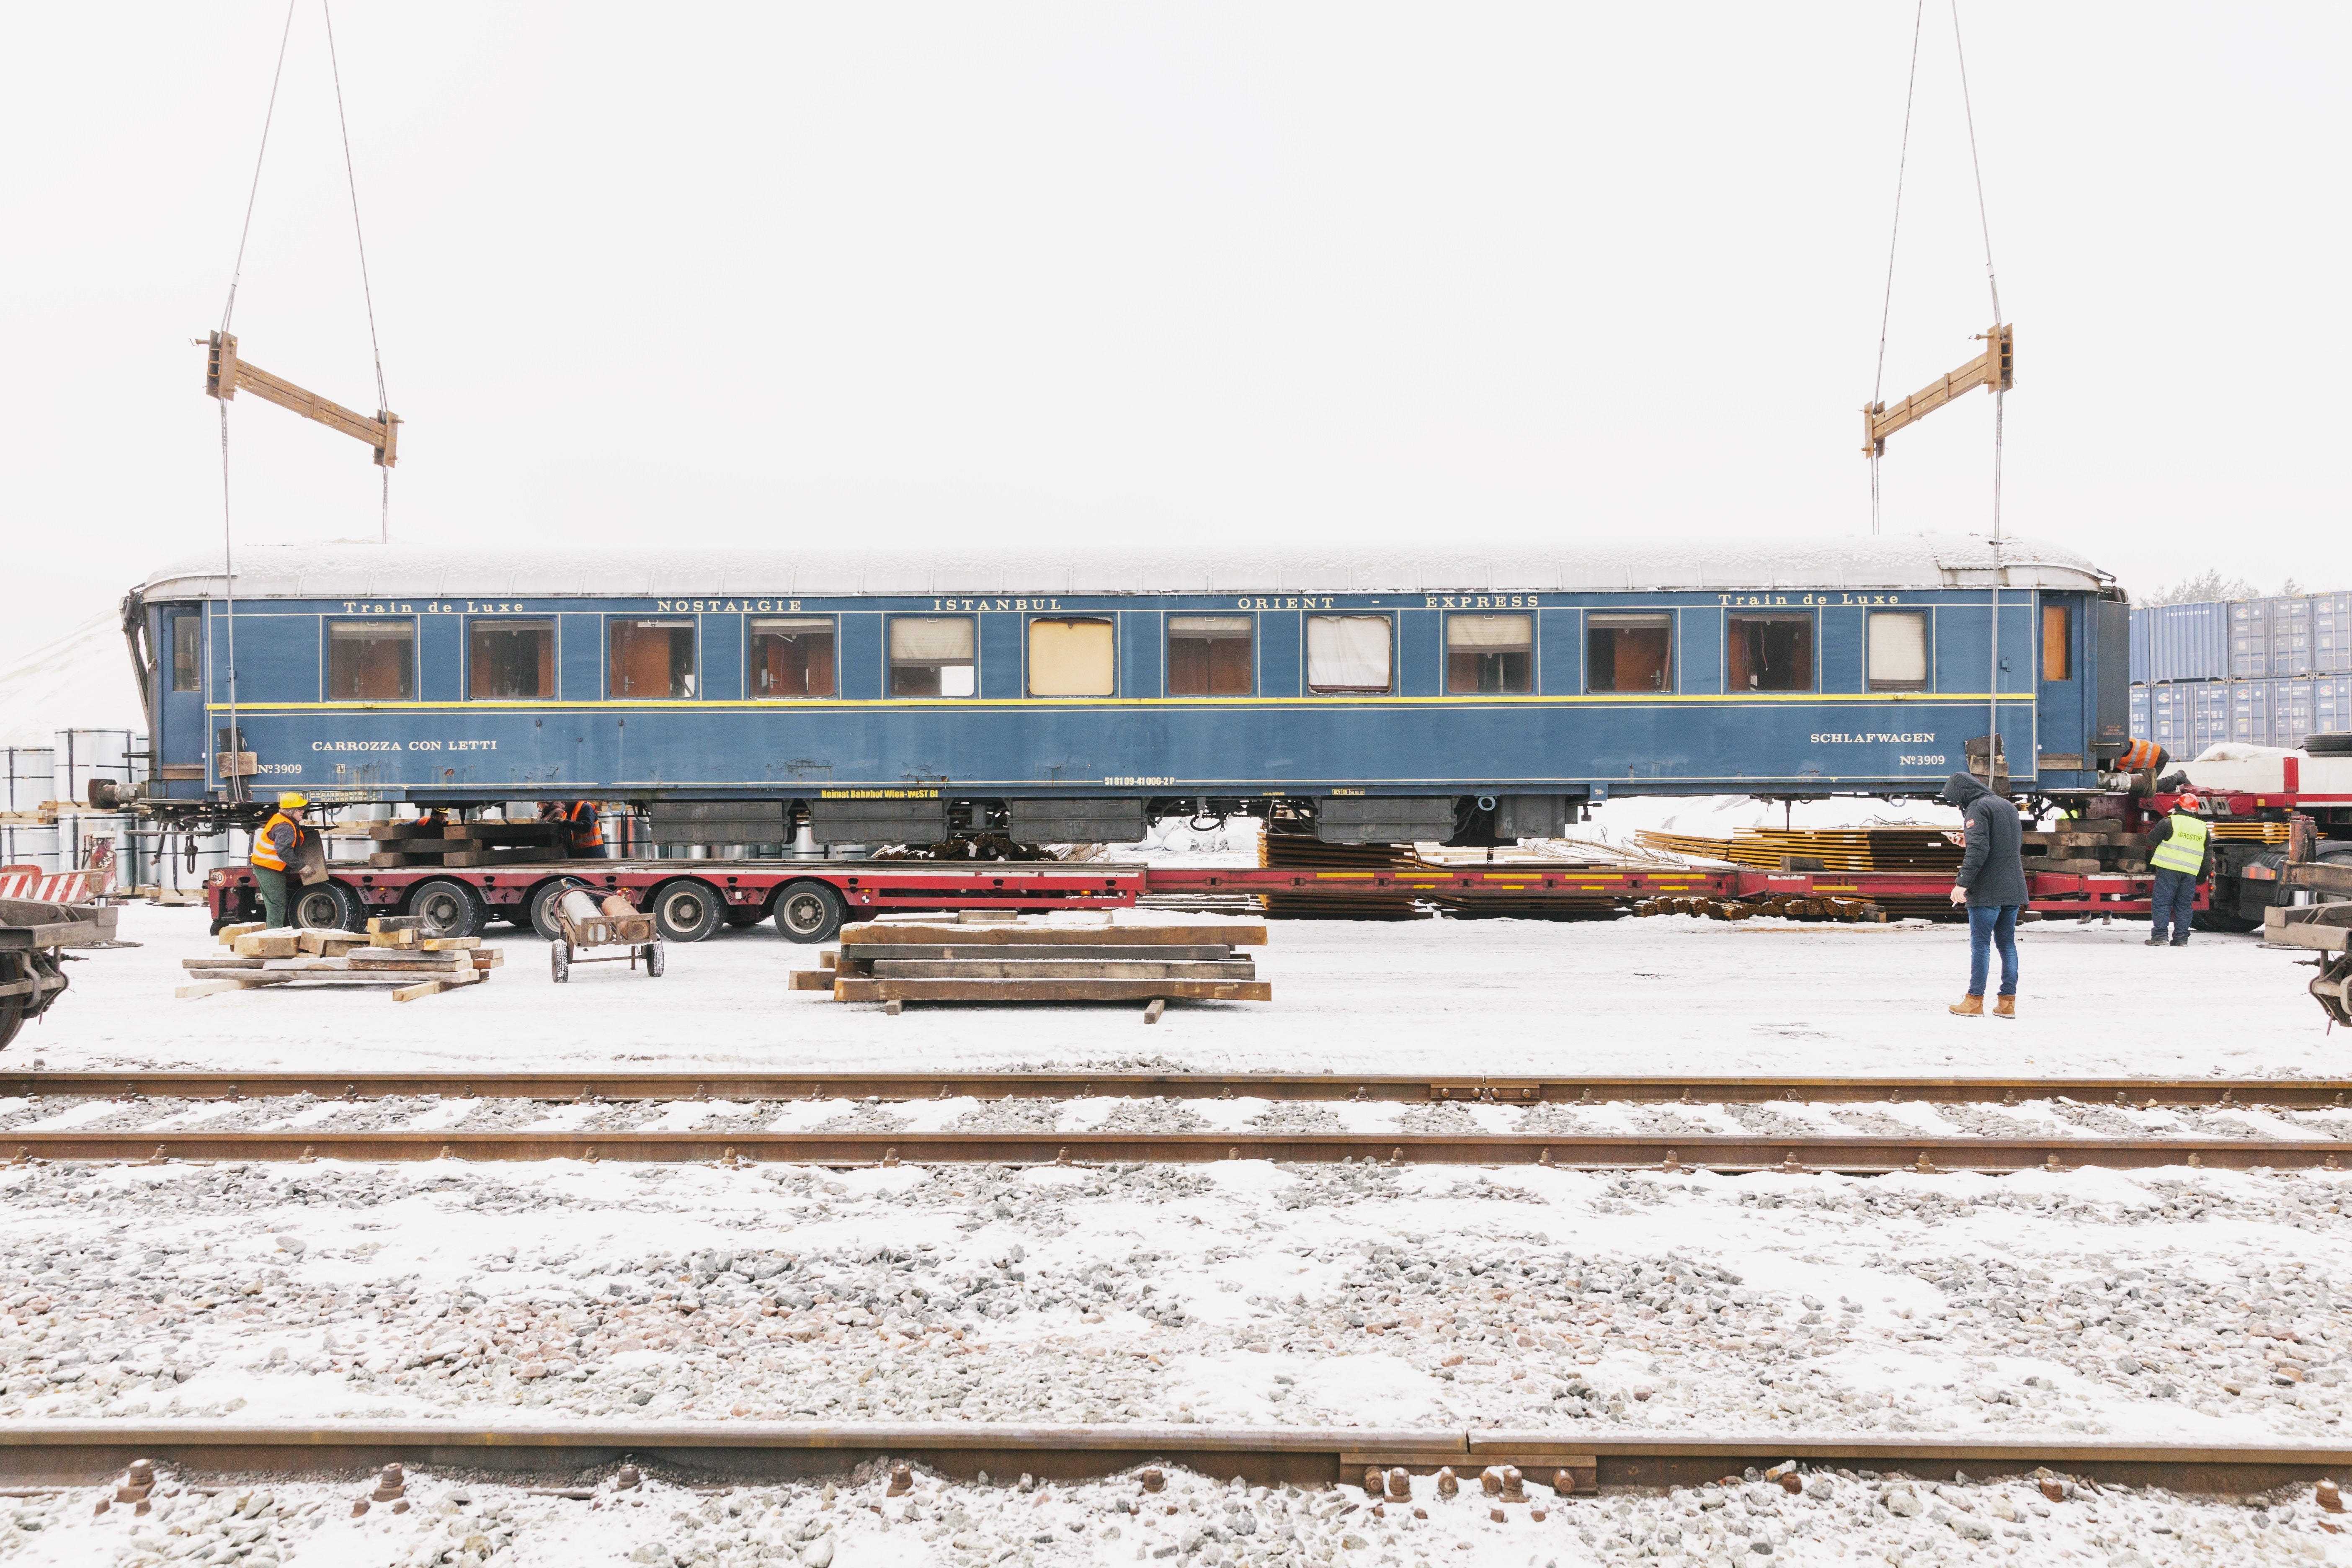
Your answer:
[0,609,143,746]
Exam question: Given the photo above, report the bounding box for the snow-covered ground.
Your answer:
[14,904,2328,1079]
[2,1454,2343,1568]
[3,905,2345,1566]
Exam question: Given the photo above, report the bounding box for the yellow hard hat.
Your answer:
[279,792,309,810]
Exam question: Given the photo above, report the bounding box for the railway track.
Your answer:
[5,1070,2347,1107]
[1,1422,2344,1495]
[6,1129,2344,1171]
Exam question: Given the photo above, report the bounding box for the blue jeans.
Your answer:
[2150,868,2197,944]
[1967,903,2019,997]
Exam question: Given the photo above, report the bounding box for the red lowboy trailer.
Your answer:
[205,856,2182,946]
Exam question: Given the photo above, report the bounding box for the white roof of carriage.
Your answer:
[138,534,2112,600]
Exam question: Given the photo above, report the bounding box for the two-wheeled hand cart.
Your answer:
[547,884,665,983]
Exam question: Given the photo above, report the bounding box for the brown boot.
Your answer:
[1949,993,1984,1017]
[1992,995,2016,1019]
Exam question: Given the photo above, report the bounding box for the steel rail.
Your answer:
[1,1421,2344,1495]
[7,1130,2344,1171]
[5,1070,2347,1107]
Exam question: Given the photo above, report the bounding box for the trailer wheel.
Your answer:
[550,941,571,984]
[408,878,488,940]
[290,880,364,933]
[0,952,33,1051]
[528,879,586,941]
[0,951,66,1051]
[646,942,666,978]
[651,880,724,944]
[773,880,846,944]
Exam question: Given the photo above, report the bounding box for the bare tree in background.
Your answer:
[2135,569,2260,606]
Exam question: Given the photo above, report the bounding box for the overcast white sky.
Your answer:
[1,3,2345,673]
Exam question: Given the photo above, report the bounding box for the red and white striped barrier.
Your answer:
[0,865,109,903]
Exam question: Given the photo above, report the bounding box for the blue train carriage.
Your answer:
[120,536,2128,845]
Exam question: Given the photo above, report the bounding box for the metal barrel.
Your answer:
[0,822,60,872]
[1,748,54,812]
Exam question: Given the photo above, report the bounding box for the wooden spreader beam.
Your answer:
[204,330,399,467]
[1862,324,2012,457]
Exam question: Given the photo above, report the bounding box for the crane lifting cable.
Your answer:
[1860,0,2011,784]
[1862,0,2009,531]
[205,0,397,802]
[204,0,398,477]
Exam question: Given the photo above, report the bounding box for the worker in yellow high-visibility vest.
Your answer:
[2144,792,2210,947]
[246,792,314,930]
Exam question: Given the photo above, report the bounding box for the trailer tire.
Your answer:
[408,878,488,940]
[646,942,665,977]
[290,880,364,932]
[2304,732,2352,756]
[650,879,724,944]
[550,941,570,983]
[773,880,846,944]
[526,879,586,941]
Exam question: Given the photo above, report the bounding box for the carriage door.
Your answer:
[156,604,208,796]
[2032,593,2086,779]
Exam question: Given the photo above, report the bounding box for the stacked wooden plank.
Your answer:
[1256,834,1433,921]
[178,916,504,1002]
[367,819,564,868]
[1634,893,1890,923]
[1636,826,1963,874]
[794,916,1269,1015]
[2017,824,2154,874]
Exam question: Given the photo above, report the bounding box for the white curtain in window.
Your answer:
[891,618,975,661]
[1869,612,1928,684]
[1307,615,1393,691]
[1028,619,1116,696]
[1447,613,1532,650]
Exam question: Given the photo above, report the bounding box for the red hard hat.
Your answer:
[2176,792,2201,810]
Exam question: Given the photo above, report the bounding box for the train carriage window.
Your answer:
[2042,603,2071,681]
[889,616,976,698]
[1028,617,1115,697]
[1305,614,1393,694]
[748,616,836,698]
[326,620,415,701]
[1727,614,1814,692]
[170,614,201,692]
[468,619,554,699]
[1868,611,1928,691]
[608,619,696,698]
[1167,616,1252,696]
[1586,613,1672,692]
[1446,613,1533,694]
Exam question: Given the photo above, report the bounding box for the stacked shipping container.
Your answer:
[2132,591,2352,752]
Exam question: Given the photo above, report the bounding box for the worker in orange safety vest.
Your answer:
[540,799,607,859]
[246,792,313,929]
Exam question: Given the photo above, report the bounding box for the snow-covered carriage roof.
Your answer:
[137,534,2113,600]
